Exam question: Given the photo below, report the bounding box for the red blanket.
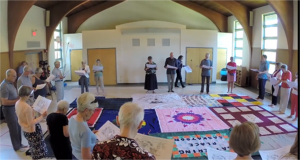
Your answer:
[67,108,103,127]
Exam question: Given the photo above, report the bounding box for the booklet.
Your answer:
[184,65,192,73]
[75,70,86,76]
[45,74,55,82]
[36,84,46,90]
[93,66,103,71]
[146,64,157,68]
[167,65,177,69]
[32,96,51,114]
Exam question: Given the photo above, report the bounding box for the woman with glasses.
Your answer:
[93,59,105,95]
[68,92,98,160]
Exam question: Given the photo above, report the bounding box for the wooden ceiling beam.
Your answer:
[173,0,227,32]
[68,1,125,33]
[267,0,294,67]
[7,0,37,68]
[46,0,90,49]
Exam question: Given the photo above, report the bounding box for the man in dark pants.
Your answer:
[256,55,270,100]
[200,53,213,94]
[175,55,185,88]
[164,52,177,92]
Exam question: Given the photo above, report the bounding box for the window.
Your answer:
[262,13,278,74]
[54,23,62,68]
[234,21,243,66]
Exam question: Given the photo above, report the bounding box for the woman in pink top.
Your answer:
[226,57,236,93]
[15,86,48,159]
[288,72,298,121]
[274,64,292,114]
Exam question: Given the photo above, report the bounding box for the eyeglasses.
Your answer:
[91,98,97,104]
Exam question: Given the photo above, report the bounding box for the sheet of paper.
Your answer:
[259,127,271,135]
[213,108,227,113]
[93,66,104,71]
[36,84,46,90]
[184,65,192,73]
[226,65,236,70]
[250,68,259,72]
[241,114,263,123]
[239,107,251,112]
[228,120,241,127]
[63,70,69,77]
[250,106,263,111]
[202,65,211,69]
[270,77,278,85]
[75,70,86,76]
[32,95,52,114]
[259,145,291,160]
[227,107,241,112]
[259,111,273,117]
[207,147,237,160]
[285,81,297,88]
[220,114,235,119]
[279,124,297,132]
[266,125,283,133]
[96,121,174,160]
[146,64,156,68]
[45,74,55,82]
[268,117,284,124]
[166,65,177,69]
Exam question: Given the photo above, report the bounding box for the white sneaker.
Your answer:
[17,148,27,152]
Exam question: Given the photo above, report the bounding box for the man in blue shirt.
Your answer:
[256,55,269,100]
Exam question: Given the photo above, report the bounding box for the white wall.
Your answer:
[0,0,8,52]
[218,32,233,62]
[14,6,46,51]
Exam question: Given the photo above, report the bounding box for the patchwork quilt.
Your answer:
[210,94,263,106]
[155,107,230,133]
[180,94,223,107]
[132,93,189,109]
[67,108,103,128]
[209,106,298,136]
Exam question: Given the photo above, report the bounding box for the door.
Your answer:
[88,48,117,85]
[70,50,83,82]
[216,48,227,79]
[25,52,40,70]
[186,48,213,84]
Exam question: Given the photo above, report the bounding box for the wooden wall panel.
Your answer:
[291,50,298,76]
[276,49,289,67]
[250,48,261,88]
[0,53,10,82]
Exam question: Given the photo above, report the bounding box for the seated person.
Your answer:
[92,102,155,160]
[229,122,261,160]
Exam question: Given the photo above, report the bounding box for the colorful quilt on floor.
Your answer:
[67,108,103,128]
[94,109,161,134]
[156,107,230,133]
[180,94,223,107]
[210,94,263,106]
[132,93,188,109]
[209,106,298,136]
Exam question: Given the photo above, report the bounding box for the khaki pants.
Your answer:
[95,76,105,93]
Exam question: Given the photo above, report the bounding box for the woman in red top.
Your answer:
[274,64,292,114]
[226,57,237,93]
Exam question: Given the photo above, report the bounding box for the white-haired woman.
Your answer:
[93,59,105,95]
[69,93,98,159]
[46,100,72,159]
[79,61,90,94]
[31,67,47,99]
[15,86,48,159]
[52,61,64,102]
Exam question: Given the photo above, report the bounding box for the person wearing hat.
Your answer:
[144,56,158,93]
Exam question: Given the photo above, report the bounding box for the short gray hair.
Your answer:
[57,100,70,111]
[23,65,32,72]
[77,92,98,112]
[6,69,15,77]
[281,64,288,70]
[54,61,60,65]
[35,67,43,74]
[18,85,32,97]
[118,102,144,128]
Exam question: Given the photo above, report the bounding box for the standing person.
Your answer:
[52,61,65,102]
[164,52,177,92]
[15,86,48,159]
[268,62,282,107]
[79,61,90,94]
[256,55,270,100]
[47,100,72,159]
[93,59,105,95]
[144,56,158,93]
[0,69,27,152]
[175,55,185,88]
[17,65,34,106]
[226,57,237,93]
[199,53,213,94]
[18,61,28,77]
[31,67,47,99]
[274,64,292,114]
[288,72,298,121]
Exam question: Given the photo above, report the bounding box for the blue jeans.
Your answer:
[258,78,267,99]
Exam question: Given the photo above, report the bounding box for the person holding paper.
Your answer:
[288,72,298,121]
[52,61,65,102]
[93,59,105,95]
[46,100,72,159]
[79,61,90,94]
[200,53,213,94]
[92,102,155,159]
[144,56,158,93]
[31,67,47,99]
[164,52,177,92]
[69,93,98,160]
[275,64,292,114]
[229,122,261,160]
[175,55,185,88]
[15,86,48,159]
[17,65,35,106]
[256,55,270,100]
[269,62,282,107]
[226,57,237,93]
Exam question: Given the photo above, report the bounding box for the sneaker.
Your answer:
[17,148,27,152]
[171,90,174,92]
[168,90,170,92]
[175,86,179,88]
[182,86,185,88]
[21,144,28,148]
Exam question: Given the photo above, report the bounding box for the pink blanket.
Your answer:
[156,107,230,133]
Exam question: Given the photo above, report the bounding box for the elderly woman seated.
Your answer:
[92,102,155,160]
[46,100,72,159]
[69,92,98,159]
[229,121,261,160]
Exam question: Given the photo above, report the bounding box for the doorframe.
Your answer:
[185,47,214,83]
[70,49,82,82]
[87,48,117,85]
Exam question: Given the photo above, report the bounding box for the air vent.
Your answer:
[132,39,140,46]
[27,41,41,48]
[147,39,155,46]
[162,39,170,46]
